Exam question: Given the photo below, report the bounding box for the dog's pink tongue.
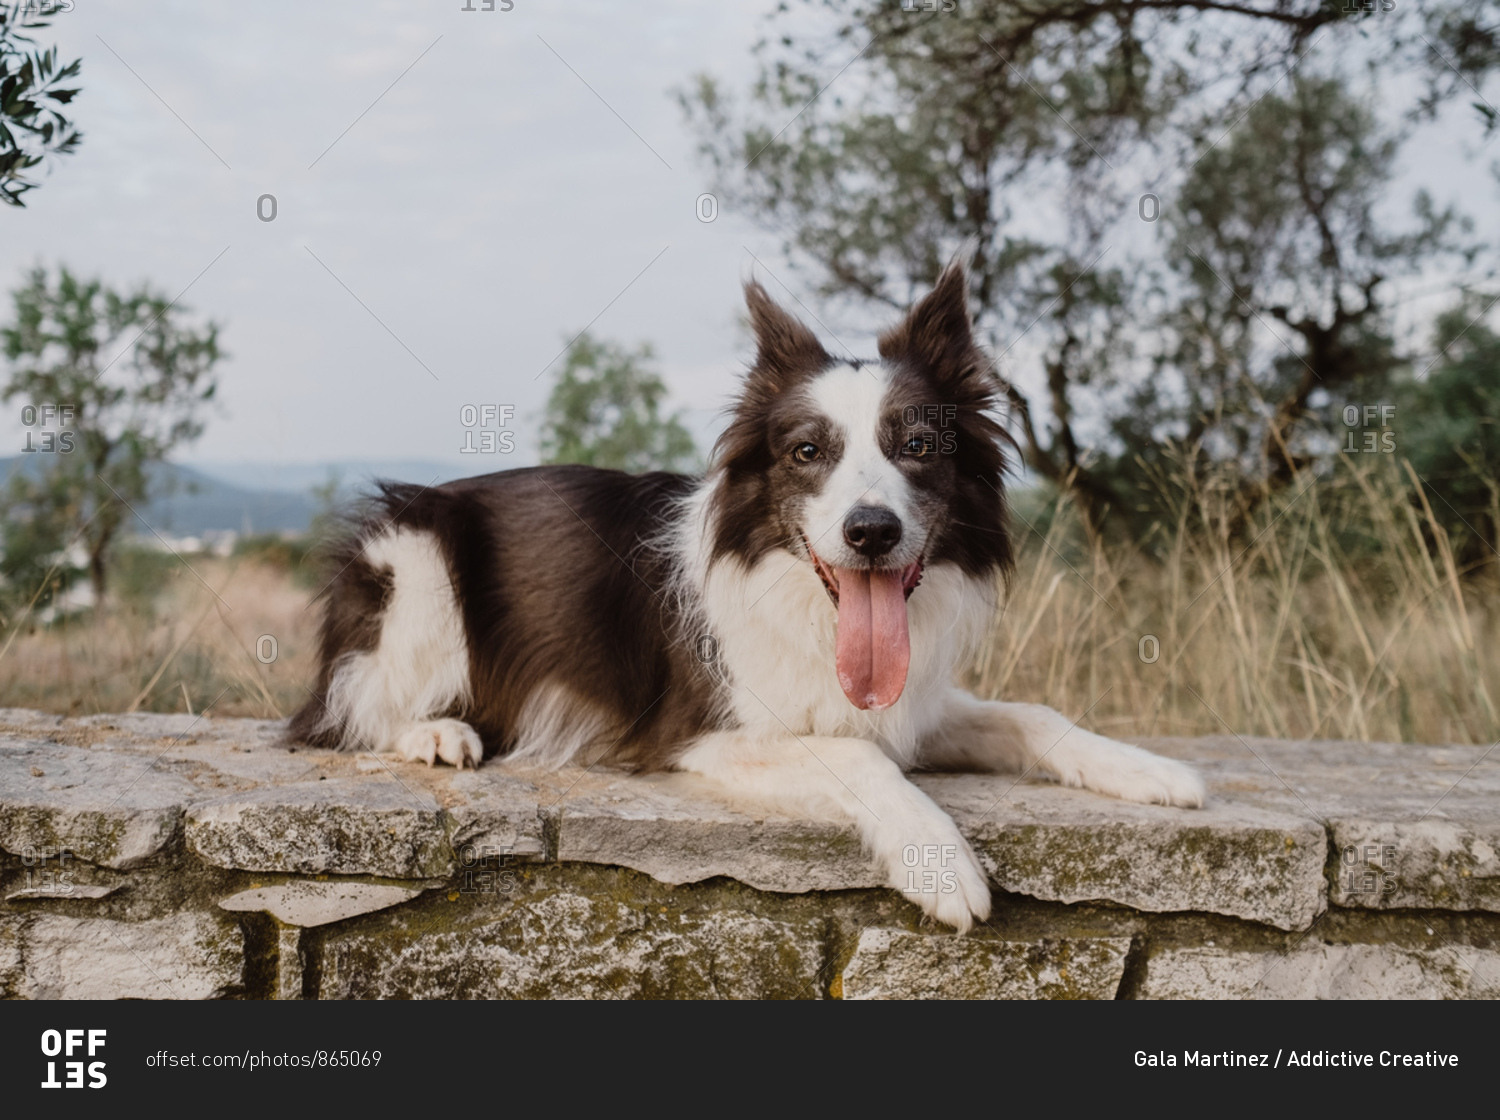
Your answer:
[834,568,911,710]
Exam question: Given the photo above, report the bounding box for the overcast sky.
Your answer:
[3,0,799,475]
[4,1,1496,482]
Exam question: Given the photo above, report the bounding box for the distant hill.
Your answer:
[186,459,475,497]
[0,458,478,536]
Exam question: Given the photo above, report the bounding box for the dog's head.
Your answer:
[707,255,1014,711]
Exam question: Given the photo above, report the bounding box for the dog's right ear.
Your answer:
[744,280,830,385]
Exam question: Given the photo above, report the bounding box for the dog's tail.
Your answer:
[287,481,468,751]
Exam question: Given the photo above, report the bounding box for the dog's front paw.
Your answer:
[1132,752,1206,808]
[883,827,991,933]
[1053,729,1205,808]
[393,719,484,769]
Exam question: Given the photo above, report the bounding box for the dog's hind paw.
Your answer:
[394,719,484,770]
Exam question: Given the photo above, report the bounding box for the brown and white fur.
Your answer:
[289,256,1204,932]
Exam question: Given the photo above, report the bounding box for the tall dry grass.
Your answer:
[0,555,319,719]
[974,454,1500,746]
[1,452,1496,746]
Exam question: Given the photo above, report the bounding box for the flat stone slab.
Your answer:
[923,775,1327,931]
[8,912,243,999]
[1139,942,1500,1000]
[0,740,198,869]
[543,768,881,893]
[317,888,827,999]
[1150,735,1500,915]
[443,771,548,861]
[186,779,452,878]
[6,883,118,901]
[219,882,427,927]
[1329,819,1500,914]
[839,928,1132,999]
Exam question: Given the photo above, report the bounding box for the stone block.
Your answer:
[840,927,1132,999]
[16,912,243,999]
[926,776,1328,931]
[186,778,451,877]
[0,741,193,868]
[219,881,426,927]
[551,769,880,892]
[1139,942,1500,999]
[318,889,826,999]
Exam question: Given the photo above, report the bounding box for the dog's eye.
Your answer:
[902,435,933,458]
[792,443,821,463]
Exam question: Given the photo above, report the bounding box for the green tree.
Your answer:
[681,0,1499,537]
[1,1,82,207]
[1,266,223,610]
[539,332,698,474]
[1400,300,1500,566]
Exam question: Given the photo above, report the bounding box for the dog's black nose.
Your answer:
[843,505,903,559]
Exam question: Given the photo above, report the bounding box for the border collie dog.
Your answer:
[290,257,1203,931]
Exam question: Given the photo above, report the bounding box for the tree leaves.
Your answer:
[0,266,225,609]
[0,2,83,206]
[539,332,700,475]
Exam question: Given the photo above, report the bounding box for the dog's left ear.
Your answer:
[878,253,983,380]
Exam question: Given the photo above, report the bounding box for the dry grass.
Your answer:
[2,453,1496,746]
[0,555,319,720]
[973,455,1500,746]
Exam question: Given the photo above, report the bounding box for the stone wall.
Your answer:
[1,709,1496,999]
